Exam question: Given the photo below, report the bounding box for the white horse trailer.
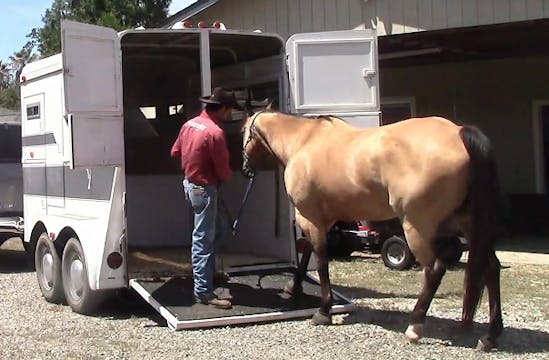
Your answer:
[20,20,380,329]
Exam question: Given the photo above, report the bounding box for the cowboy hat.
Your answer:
[199,87,244,110]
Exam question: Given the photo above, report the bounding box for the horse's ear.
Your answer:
[265,98,274,110]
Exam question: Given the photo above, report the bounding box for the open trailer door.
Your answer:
[61,20,124,168]
[286,29,380,128]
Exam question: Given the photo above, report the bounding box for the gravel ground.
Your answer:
[1,239,548,360]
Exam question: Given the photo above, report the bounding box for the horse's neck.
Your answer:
[259,113,314,165]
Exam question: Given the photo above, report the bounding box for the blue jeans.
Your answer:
[183,179,229,296]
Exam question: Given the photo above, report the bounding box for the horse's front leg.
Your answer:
[284,240,312,297]
[311,240,333,326]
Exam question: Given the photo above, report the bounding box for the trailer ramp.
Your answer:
[130,268,355,330]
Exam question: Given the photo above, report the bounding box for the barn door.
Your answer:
[61,20,124,168]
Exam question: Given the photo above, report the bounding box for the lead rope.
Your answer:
[217,176,255,296]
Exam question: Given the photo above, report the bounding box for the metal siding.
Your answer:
[350,0,365,29]
[510,0,528,21]
[313,0,326,32]
[418,0,433,30]
[463,0,479,26]
[432,0,448,29]
[264,0,277,33]
[336,0,351,30]
[324,0,337,31]
[276,0,289,40]
[253,0,265,30]
[494,0,511,22]
[389,0,405,34]
[527,0,544,18]
[478,0,495,24]
[447,0,463,28]
[374,0,390,35]
[187,0,549,38]
[300,0,314,32]
[288,0,301,34]
[403,0,419,33]
[242,0,254,30]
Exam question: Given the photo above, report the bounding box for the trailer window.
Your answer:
[169,104,184,116]
[26,103,40,120]
[140,107,156,119]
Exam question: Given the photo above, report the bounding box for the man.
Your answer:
[171,87,243,309]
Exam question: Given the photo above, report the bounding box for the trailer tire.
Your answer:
[381,235,415,270]
[62,238,104,314]
[35,233,65,303]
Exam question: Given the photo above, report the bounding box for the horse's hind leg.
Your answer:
[401,220,443,342]
[476,251,503,351]
[406,258,446,342]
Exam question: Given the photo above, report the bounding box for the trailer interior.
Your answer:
[120,30,292,277]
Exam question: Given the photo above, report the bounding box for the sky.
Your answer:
[0,0,197,63]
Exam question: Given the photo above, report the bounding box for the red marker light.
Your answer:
[213,21,221,29]
[182,20,192,28]
[197,21,207,28]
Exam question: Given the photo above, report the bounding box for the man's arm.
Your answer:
[171,131,182,158]
[209,132,233,182]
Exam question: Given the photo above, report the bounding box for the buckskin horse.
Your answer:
[241,110,503,351]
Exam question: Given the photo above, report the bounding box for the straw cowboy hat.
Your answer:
[199,87,243,110]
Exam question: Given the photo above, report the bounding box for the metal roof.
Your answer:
[163,0,220,29]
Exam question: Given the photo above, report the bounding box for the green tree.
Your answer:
[30,0,171,57]
[9,45,38,89]
[0,87,19,110]
[0,60,11,89]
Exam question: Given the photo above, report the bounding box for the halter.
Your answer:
[241,111,264,178]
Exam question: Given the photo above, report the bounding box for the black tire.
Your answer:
[35,233,65,303]
[439,236,464,265]
[381,235,415,270]
[62,238,104,314]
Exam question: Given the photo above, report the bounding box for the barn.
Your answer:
[165,0,549,235]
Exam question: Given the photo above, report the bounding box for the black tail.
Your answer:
[459,125,500,325]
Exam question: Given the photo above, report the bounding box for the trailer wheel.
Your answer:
[35,233,65,303]
[381,235,415,270]
[62,238,103,314]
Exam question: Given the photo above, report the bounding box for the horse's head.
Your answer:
[241,104,279,178]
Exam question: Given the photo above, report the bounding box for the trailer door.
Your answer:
[286,30,379,128]
[61,20,124,167]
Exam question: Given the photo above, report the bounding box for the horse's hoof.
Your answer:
[311,311,332,326]
[476,337,496,352]
[283,280,302,298]
[404,324,424,343]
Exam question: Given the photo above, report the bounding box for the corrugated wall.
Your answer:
[186,0,549,38]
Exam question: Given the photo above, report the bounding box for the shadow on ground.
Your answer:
[0,247,33,274]
[342,306,549,354]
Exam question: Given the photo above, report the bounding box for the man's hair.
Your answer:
[205,103,224,112]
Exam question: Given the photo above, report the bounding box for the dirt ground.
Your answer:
[1,237,549,359]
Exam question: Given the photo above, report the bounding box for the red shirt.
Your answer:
[171,111,233,185]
